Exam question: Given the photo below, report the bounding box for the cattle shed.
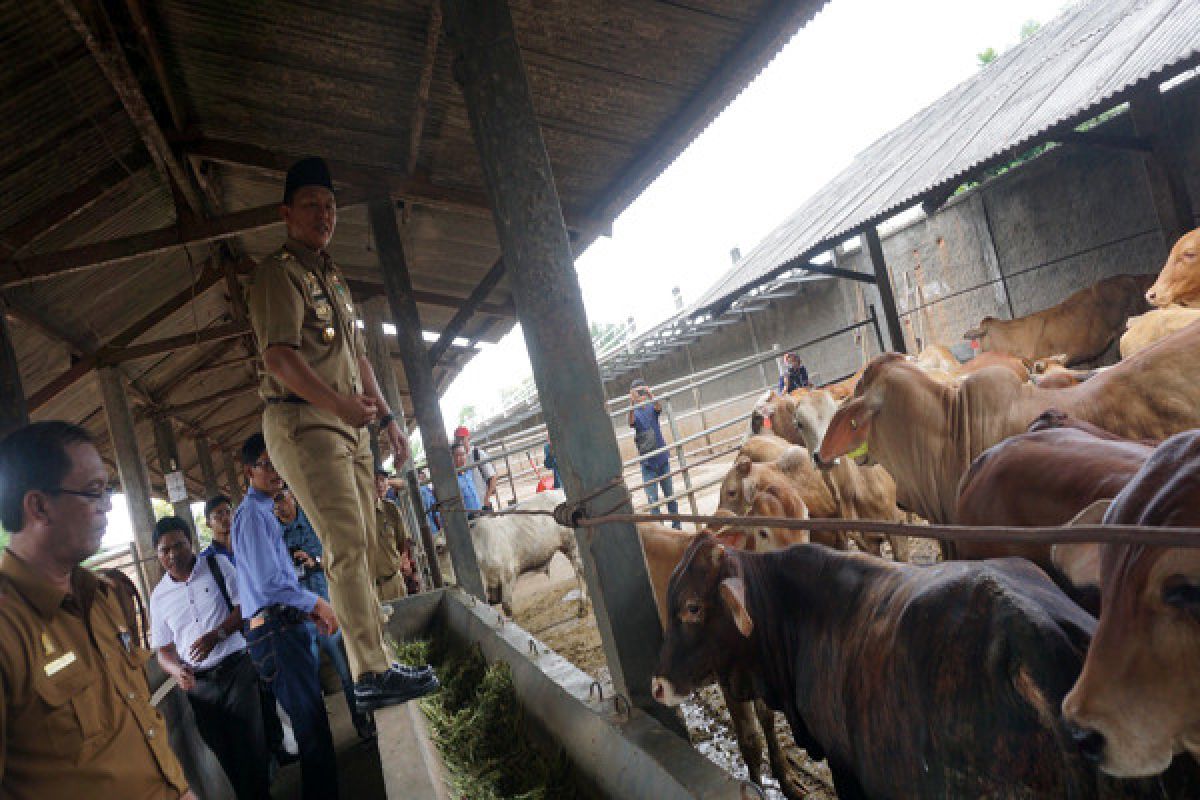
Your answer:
[476,0,1200,445]
[0,0,837,795]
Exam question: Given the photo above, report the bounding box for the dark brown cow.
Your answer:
[1063,430,1200,778]
[651,535,1181,799]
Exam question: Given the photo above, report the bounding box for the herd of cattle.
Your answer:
[472,228,1200,798]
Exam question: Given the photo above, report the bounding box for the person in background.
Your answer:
[150,516,270,800]
[543,441,562,489]
[451,443,483,517]
[453,425,498,510]
[778,351,810,393]
[273,486,374,741]
[417,468,440,532]
[372,468,415,602]
[628,379,681,530]
[200,494,235,564]
[0,421,191,799]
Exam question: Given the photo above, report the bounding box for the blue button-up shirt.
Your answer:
[232,486,318,618]
[419,484,440,531]
[457,471,481,512]
[280,508,329,600]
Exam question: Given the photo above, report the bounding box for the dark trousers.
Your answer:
[188,650,271,800]
[246,617,338,800]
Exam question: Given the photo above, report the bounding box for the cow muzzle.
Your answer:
[812,451,837,471]
[651,676,686,707]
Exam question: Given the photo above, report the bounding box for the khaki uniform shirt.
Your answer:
[0,551,188,800]
[372,499,409,582]
[246,236,368,404]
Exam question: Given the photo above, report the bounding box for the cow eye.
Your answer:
[686,601,702,616]
[757,529,769,539]
[1162,577,1200,615]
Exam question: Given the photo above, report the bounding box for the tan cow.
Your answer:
[1061,430,1200,779]
[1144,226,1200,307]
[1119,307,1200,358]
[963,273,1154,366]
[816,319,1200,525]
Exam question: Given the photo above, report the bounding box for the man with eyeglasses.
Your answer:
[232,433,340,799]
[149,516,269,799]
[199,494,236,564]
[246,157,436,712]
[0,421,191,799]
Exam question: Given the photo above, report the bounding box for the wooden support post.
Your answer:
[362,297,408,442]
[98,367,160,583]
[444,0,680,730]
[152,416,193,535]
[745,313,771,388]
[861,225,907,354]
[194,435,220,498]
[1130,85,1196,248]
[0,305,29,438]
[221,449,243,506]
[368,197,484,600]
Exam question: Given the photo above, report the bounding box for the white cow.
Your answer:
[470,490,589,617]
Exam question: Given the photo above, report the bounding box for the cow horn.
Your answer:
[719,576,754,638]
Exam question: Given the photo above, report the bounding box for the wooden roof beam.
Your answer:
[141,382,257,418]
[407,1,443,175]
[346,278,514,318]
[101,321,250,365]
[428,257,504,366]
[0,198,359,288]
[56,0,205,218]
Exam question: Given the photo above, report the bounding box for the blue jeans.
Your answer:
[246,617,338,800]
[307,622,357,718]
[641,461,681,529]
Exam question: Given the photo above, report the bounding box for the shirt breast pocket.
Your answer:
[35,666,106,760]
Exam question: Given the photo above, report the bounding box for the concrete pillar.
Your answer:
[0,306,28,438]
[97,367,160,583]
[862,224,907,354]
[368,198,484,600]
[152,416,193,535]
[221,449,243,506]
[194,434,220,499]
[444,0,679,731]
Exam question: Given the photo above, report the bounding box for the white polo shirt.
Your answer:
[149,553,246,670]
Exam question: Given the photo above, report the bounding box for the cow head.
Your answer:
[1062,431,1200,777]
[1145,227,1200,307]
[962,317,996,346]
[791,389,839,452]
[652,534,755,705]
[717,456,756,515]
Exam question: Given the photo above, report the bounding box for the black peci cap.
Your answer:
[283,157,335,204]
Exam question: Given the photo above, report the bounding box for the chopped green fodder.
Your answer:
[394,637,577,799]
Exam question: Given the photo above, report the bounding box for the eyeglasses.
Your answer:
[49,486,114,504]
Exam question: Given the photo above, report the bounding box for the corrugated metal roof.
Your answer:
[694,0,1200,312]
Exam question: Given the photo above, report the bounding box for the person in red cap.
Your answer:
[453,426,497,510]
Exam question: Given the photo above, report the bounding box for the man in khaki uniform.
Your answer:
[0,421,192,799]
[246,157,436,711]
[372,468,411,604]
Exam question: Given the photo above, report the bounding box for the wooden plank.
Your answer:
[428,257,504,366]
[102,322,250,365]
[407,1,443,174]
[444,0,680,732]
[0,303,28,437]
[194,434,220,498]
[347,278,515,318]
[861,225,907,354]
[149,383,258,417]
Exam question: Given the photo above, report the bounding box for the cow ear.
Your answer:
[736,457,752,477]
[719,577,754,637]
[715,529,748,550]
[1068,498,1112,526]
[1053,544,1101,589]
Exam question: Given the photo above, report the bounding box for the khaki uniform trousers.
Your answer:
[376,572,407,604]
[264,403,389,678]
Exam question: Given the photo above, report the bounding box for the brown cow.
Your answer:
[1119,307,1200,358]
[817,320,1200,525]
[1144,226,1200,307]
[1062,430,1200,778]
[964,273,1154,366]
[638,519,809,799]
[652,535,1176,798]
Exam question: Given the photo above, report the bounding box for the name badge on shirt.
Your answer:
[44,651,77,676]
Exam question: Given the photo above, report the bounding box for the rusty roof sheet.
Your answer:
[693,0,1200,312]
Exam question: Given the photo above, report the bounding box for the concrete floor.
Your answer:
[271,693,387,800]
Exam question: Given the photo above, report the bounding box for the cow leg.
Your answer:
[564,544,591,617]
[887,535,911,562]
[756,699,808,800]
[500,579,515,618]
[719,680,766,787]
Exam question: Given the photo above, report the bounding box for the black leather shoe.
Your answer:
[353,710,377,740]
[391,661,435,680]
[354,666,440,712]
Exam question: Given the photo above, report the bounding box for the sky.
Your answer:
[97,0,1071,552]
[438,0,1072,432]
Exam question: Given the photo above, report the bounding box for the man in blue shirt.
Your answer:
[199,495,236,564]
[628,380,681,529]
[273,487,372,739]
[778,352,810,394]
[417,468,440,532]
[233,434,339,799]
[452,443,482,516]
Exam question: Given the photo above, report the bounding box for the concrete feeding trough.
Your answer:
[379,588,750,799]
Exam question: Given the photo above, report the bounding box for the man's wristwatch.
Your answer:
[379,412,395,428]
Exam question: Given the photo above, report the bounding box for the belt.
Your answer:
[266,394,308,405]
[247,604,308,630]
[192,650,247,680]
